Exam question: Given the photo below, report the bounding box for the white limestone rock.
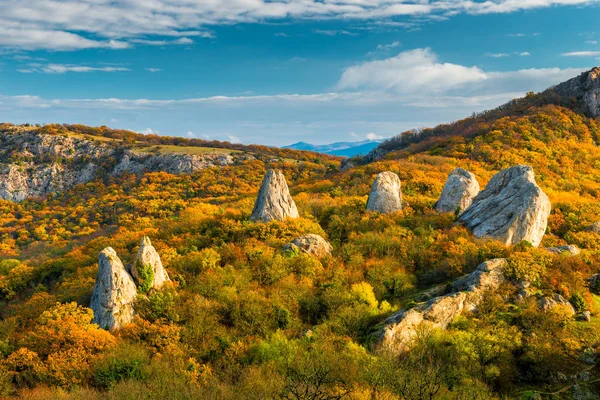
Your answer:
[435,168,480,215]
[284,234,333,258]
[379,259,507,352]
[458,165,551,247]
[90,247,137,331]
[131,236,170,290]
[366,171,402,214]
[250,169,299,222]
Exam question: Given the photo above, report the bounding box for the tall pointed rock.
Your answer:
[435,168,480,215]
[90,247,137,331]
[250,169,299,222]
[367,171,402,214]
[458,165,551,247]
[131,236,170,291]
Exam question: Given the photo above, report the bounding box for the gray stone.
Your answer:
[250,169,299,223]
[379,259,507,352]
[547,245,581,256]
[90,247,138,331]
[131,236,170,290]
[366,171,402,214]
[554,67,600,117]
[581,311,592,322]
[587,222,600,234]
[539,293,575,316]
[458,165,551,247]
[435,168,480,215]
[284,234,333,258]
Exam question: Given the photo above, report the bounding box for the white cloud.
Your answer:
[366,133,382,141]
[146,68,162,73]
[228,135,241,144]
[0,49,589,115]
[0,1,596,51]
[338,48,488,94]
[563,51,600,56]
[314,29,358,36]
[485,52,510,58]
[186,131,195,137]
[18,63,130,74]
[143,128,158,135]
[518,52,531,56]
[586,40,598,45]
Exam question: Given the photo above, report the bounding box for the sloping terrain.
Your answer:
[1,70,600,399]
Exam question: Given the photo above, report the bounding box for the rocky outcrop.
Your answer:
[90,247,138,331]
[112,150,239,175]
[554,67,600,117]
[379,259,506,352]
[250,169,299,222]
[0,125,253,202]
[547,245,581,256]
[130,237,170,291]
[435,168,480,215]
[283,234,333,257]
[587,222,600,234]
[366,172,402,214]
[539,294,575,316]
[458,165,551,247]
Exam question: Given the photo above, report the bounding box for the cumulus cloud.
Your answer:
[337,48,587,99]
[0,1,597,51]
[337,48,488,94]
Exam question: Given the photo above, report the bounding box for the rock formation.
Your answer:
[547,245,581,256]
[0,125,253,202]
[458,165,551,247]
[554,67,600,117]
[283,234,333,257]
[90,247,138,331]
[250,169,299,222]
[587,222,600,234]
[539,294,575,316]
[366,172,402,214]
[379,259,506,352]
[435,168,480,215]
[130,237,170,291]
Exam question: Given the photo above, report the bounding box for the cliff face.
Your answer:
[0,125,252,202]
[553,67,600,117]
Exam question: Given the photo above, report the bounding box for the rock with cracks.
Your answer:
[131,236,170,291]
[458,165,551,247]
[379,259,507,353]
[90,247,138,331]
[366,172,402,214]
[284,234,333,258]
[435,168,480,215]
[250,170,299,223]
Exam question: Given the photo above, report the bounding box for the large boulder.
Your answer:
[284,234,333,257]
[547,245,581,256]
[90,247,138,331]
[250,169,299,223]
[130,236,170,291]
[435,168,480,215]
[379,259,506,352]
[458,165,551,247]
[366,172,402,214]
[539,294,575,316]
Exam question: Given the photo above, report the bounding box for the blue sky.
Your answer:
[0,1,599,146]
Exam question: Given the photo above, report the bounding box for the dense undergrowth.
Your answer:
[1,100,600,398]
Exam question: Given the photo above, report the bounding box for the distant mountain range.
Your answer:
[283,139,382,157]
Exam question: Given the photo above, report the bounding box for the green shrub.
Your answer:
[136,262,154,294]
[570,292,587,313]
[92,344,149,389]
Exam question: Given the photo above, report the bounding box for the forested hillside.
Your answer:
[2,71,600,399]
